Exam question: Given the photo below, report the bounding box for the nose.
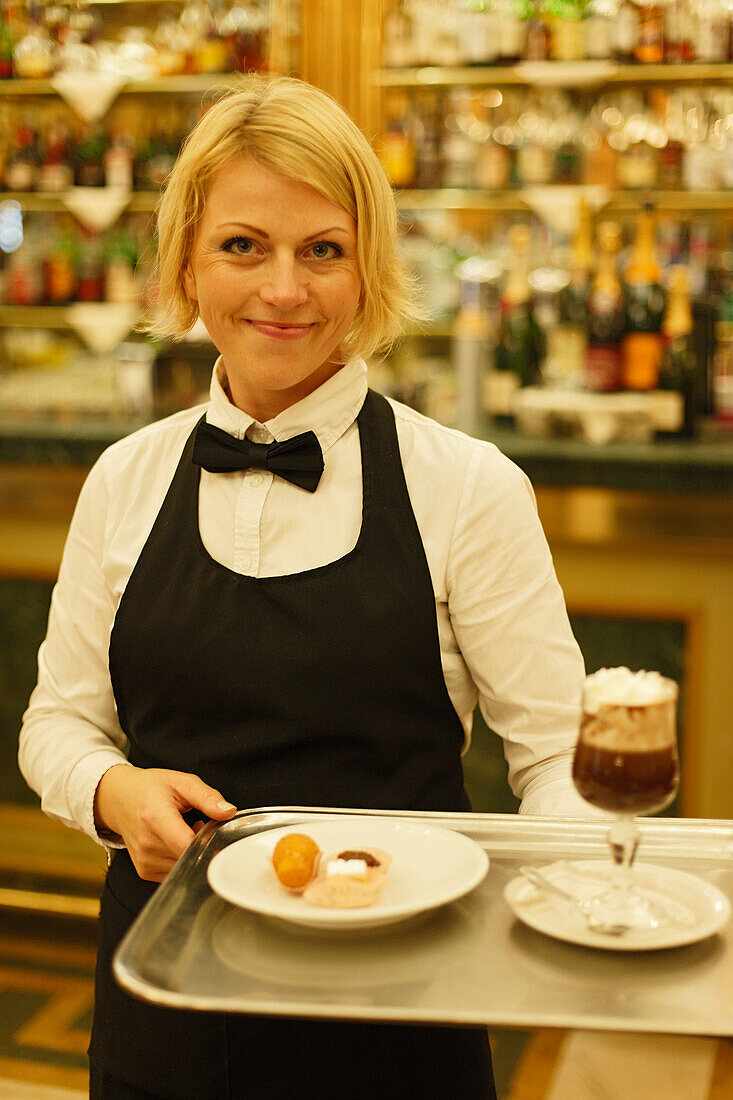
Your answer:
[259,254,309,310]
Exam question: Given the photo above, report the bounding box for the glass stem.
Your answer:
[607,816,639,893]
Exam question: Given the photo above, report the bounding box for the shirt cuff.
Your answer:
[518,774,610,818]
[66,749,131,849]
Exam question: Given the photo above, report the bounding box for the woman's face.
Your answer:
[183,157,362,421]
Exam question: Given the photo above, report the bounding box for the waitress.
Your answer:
[20,75,591,1099]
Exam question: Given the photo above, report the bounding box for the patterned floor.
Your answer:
[0,918,92,1096]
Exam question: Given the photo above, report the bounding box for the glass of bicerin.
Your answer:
[572,668,680,933]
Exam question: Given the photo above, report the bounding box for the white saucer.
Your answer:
[504,860,731,951]
[208,818,489,930]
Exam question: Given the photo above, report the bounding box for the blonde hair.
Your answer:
[143,74,422,361]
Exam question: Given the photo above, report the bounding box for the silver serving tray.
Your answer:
[113,808,733,1036]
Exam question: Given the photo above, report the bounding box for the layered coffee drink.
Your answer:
[572,668,679,815]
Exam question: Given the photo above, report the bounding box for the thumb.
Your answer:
[170,772,237,820]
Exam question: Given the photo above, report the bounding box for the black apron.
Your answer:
[89,390,496,1099]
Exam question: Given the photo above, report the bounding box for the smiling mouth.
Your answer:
[247,320,317,339]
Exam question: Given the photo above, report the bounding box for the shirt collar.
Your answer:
[208,357,367,454]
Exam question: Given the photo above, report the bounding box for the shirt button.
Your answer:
[241,557,255,571]
[249,474,264,488]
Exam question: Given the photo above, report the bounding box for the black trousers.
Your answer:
[89,878,497,1100]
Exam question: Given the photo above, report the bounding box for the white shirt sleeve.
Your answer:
[445,443,596,817]
[18,452,129,846]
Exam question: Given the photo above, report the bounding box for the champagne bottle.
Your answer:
[622,203,666,391]
[655,265,698,437]
[557,198,592,385]
[585,221,625,392]
[492,224,545,417]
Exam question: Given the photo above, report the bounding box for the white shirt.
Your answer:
[19,357,595,847]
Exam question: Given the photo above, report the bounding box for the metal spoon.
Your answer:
[519,865,629,936]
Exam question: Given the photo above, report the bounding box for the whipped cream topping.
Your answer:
[326,858,369,880]
[583,667,677,713]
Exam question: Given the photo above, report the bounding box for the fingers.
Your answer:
[166,771,237,821]
[95,765,237,883]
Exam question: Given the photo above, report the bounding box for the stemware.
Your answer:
[571,667,680,933]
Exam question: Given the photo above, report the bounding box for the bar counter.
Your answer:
[0,415,731,494]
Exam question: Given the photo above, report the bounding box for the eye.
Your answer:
[222,236,256,255]
[308,240,344,260]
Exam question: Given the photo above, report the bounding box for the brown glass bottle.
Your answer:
[585,221,625,392]
[622,204,665,391]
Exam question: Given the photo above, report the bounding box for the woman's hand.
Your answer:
[94,763,237,882]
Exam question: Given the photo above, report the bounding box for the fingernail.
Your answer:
[217,800,236,811]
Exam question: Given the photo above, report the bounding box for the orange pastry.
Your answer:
[272,833,321,893]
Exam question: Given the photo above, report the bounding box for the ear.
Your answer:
[183,263,198,302]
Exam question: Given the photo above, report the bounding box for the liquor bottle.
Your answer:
[75,125,108,187]
[622,204,666,391]
[458,0,501,65]
[551,0,587,62]
[615,0,640,62]
[412,92,443,189]
[584,0,614,61]
[0,1,15,78]
[497,0,527,64]
[585,221,625,392]
[525,0,551,61]
[378,91,416,189]
[44,217,78,304]
[557,199,592,385]
[4,120,40,191]
[658,90,684,190]
[4,223,44,305]
[713,268,733,426]
[104,225,139,303]
[38,116,75,192]
[104,126,134,190]
[142,117,178,191]
[635,3,665,64]
[382,1,413,68]
[664,0,693,62]
[694,0,730,63]
[493,224,546,415]
[655,265,698,437]
[76,229,104,301]
[441,90,476,188]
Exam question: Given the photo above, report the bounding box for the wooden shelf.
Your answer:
[0,72,244,96]
[396,188,733,213]
[376,62,733,89]
[0,191,159,212]
[0,305,75,328]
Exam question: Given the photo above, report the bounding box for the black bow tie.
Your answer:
[192,419,324,492]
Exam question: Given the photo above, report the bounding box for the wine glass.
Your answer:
[571,668,680,934]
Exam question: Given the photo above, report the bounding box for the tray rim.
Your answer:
[112,806,733,1033]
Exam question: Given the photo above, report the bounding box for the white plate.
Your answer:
[504,860,731,951]
[207,818,489,929]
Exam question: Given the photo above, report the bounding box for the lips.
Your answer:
[247,320,317,340]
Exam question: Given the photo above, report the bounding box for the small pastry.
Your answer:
[272,833,321,893]
[303,845,392,908]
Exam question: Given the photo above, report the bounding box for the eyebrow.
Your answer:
[214,223,352,242]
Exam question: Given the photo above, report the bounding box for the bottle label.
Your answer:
[649,389,684,432]
[586,344,622,392]
[622,332,663,390]
[485,367,519,417]
[5,160,35,190]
